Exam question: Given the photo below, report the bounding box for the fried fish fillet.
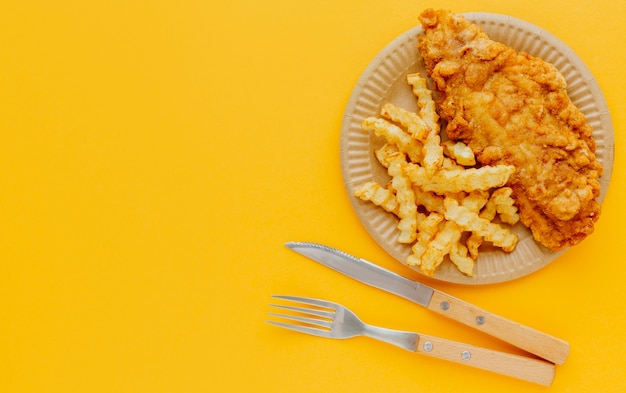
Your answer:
[417,9,603,250]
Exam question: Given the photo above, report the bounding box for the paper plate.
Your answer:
[340,13,614,285]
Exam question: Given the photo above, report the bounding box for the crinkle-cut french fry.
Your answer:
[466,233,482,260]
[442,140,476,166]
[388,155,418,243]
[419,220,463,276]
[406,163,516,193]
[422,130,444,177]
[362,117,423,163]
[406,73,443,176]
[407,212,443,267]
[413,187,444,214]
[491,187,520,225]
[460,190,489,261]
[444,198,518,252]
[354,181,399,215]
[479,195,499,221]
[375,143,402,168]
[445,191,487,272]
[380,103,431,141]
[480,187,519,225]
[407,73,439,129]
[442,157,464,171]
[466,190,500,259]
[450,241,474,276]
[415,210,428,228]
[462,190,490,213]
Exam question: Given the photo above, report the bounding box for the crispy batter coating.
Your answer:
[418,9,603,250]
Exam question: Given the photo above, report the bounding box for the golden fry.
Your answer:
[407,73,439,129]
[462,190,490,213]
[442,140,476,166]
[375,143,402,168]
[407,212,443,267]
[354,181,399,215]
[407,73,443,176]
[444,198,518,252]
[406,164,515,193]
[388,156,418,243]
[466,233,482,260]
[461,191,489,260]
[380,103,431,141]
[491,187,520,225]
[422,131,444,177]
[442,157,464,171]
[362,117,423,163]
[419,220,463,276]
[413,187,444,214]
[450,241,474,276]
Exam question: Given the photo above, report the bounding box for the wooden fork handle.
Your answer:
[415,333,555,386]
[426,290,570,365]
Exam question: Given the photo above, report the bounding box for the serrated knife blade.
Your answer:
[285,241,434,306]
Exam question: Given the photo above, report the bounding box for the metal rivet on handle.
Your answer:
[440,301,450,311]
[423,342,433,352]
[462,351,471,361]
[476,316,486,325]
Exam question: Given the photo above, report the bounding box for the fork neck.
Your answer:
[362,324,418,352]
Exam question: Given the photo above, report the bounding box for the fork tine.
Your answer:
[265,320,333,338]
[270,304,335,320]
[268,296,338,337]
[268,312,333,330]
[271,295,338,310]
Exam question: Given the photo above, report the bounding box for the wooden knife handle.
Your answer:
[426,290,570,365]
[415,333,555,386]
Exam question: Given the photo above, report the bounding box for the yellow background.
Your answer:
[1,0,624,392]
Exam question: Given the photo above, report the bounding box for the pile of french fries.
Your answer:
[355,73,519,277]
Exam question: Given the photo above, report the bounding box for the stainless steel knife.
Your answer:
[285,241,569,365]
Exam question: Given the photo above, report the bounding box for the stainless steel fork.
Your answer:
[267,295,555,386]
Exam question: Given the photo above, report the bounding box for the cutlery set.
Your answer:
[266,241,569,386]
